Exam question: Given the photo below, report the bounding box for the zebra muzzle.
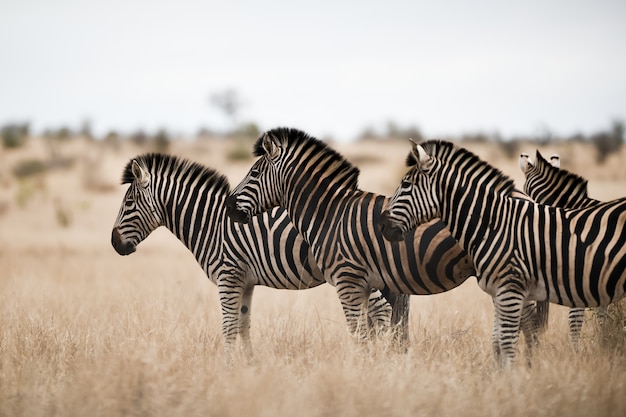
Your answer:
[111,227,136,256]
[379,211,405,242]
[225,195,251,224]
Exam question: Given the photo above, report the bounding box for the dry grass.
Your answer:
[1,138,625,417]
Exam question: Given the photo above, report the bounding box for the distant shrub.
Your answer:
[13,159,47,178]
[235,122,260,138]
[130,130,149,147]
[497,138,520,159]
[592,120,624,164]
[55,199,72,228]
[154,129,170,152]
[599,299,626,353]
[2,123,29,149]
[15,180,41,208]
[226,142,252,161]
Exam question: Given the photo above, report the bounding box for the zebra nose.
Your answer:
[225,195,238,212]
[379,211,404,242]
[225,195,251,223]
[111,227,136,255]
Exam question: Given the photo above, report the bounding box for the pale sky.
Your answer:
[1,0,625,141]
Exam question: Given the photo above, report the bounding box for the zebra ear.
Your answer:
[410,141,434,172]
[519,152,533,173]
[131,160,150,188]
[550,154,560,168]
[262,133,281,159]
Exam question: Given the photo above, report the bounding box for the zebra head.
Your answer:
[380,140,440,242]
[226,131,283,223]
[111,159,163,255]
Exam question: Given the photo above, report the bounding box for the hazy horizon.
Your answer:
[1,0,625,141]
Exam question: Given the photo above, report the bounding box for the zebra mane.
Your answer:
[409,140,516,195]
[121,153,231,193]
[253,127,360,189]
[534,150,589,196]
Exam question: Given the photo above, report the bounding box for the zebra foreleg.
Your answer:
[239,285,255,360]
[366,290,393,333]
[381,288,410,352]
[493,281,527,369]
[217,272,247,364]
[335,275,372,344]
[568,307,585,348]
[491,300,501,364]
[520,300,540,366]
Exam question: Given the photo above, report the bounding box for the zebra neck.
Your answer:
[438,181,511,261]
[282,169,357,265]
[161,180,228,278]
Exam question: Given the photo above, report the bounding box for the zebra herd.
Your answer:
[112,127,626,368]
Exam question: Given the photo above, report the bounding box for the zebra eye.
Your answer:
[250,169,261,178]
[401,180,412,189]
[124,199,134,208]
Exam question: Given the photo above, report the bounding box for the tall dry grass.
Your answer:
[1,138,625,417]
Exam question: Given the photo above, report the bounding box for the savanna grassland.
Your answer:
[1,136,625,417]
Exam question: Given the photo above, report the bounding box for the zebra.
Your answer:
[380,139,626,367]
[111,153,399,359]
[520,151,609,344]
[224,127,546,354]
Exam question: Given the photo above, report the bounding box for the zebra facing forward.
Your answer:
[381,140,626,367]
[225,127,544,352]
[111,153,399,358]
[520,151,609,344]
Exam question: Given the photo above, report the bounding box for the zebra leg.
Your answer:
[217,271,246,363]
[381,289,410,352]
[239,285,255,360]
[520,300,540,366]
[568,307,585,348]
[491,299,501,364]
[335,276,372,343]
[493,283,526,369]
[366,289,392,332]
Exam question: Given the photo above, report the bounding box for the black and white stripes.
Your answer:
[111,153,394,357]
[382,140,626,367]
[226,128,479,344]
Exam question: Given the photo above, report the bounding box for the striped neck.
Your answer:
[423,141,517,254]
[258,128,360,260]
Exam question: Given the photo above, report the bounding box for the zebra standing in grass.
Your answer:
[225,127,544,351]
[111,153,399,358]
[380,140,626,367]
[519,151,608,344]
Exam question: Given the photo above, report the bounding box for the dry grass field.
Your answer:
[1,136,625,417]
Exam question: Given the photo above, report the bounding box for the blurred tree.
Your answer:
[130,129,149,147]
[1,122,29,149]
[80,119,93,140]
[210,88,242,133]
[235,122,260,138]
[592,120,624,164]
[154,129,170,152]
